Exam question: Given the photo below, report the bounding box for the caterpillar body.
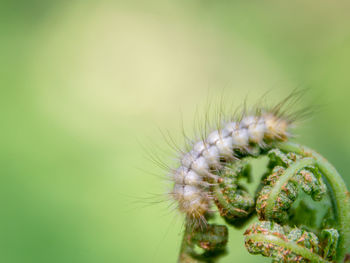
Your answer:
[169,101,299,227]
[162,93,350,263]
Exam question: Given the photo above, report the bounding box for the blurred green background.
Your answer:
[1,1,350,262]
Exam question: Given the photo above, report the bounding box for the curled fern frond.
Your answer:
[244,221,331,263]
[177,143,349,262]
[179,223,228,262]
[213,162,255,226]
[256,149,327,223]
[321,229,339,261]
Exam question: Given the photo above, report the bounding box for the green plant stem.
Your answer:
[277,142,350,261]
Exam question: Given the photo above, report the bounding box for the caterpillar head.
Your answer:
[262,113,290,141]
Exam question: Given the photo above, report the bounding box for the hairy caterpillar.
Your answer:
[168,92,306,228]
[157,91,350,262]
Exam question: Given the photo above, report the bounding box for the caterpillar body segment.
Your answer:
[170,111,293,226]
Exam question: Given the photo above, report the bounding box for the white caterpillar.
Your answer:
[169,101,299,227]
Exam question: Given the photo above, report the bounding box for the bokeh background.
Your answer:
[1,1,350,262]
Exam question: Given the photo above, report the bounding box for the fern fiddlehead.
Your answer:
[165,94,350,262]
[178,142,350,263]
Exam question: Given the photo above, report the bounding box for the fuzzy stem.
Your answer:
[277,142,350,261]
